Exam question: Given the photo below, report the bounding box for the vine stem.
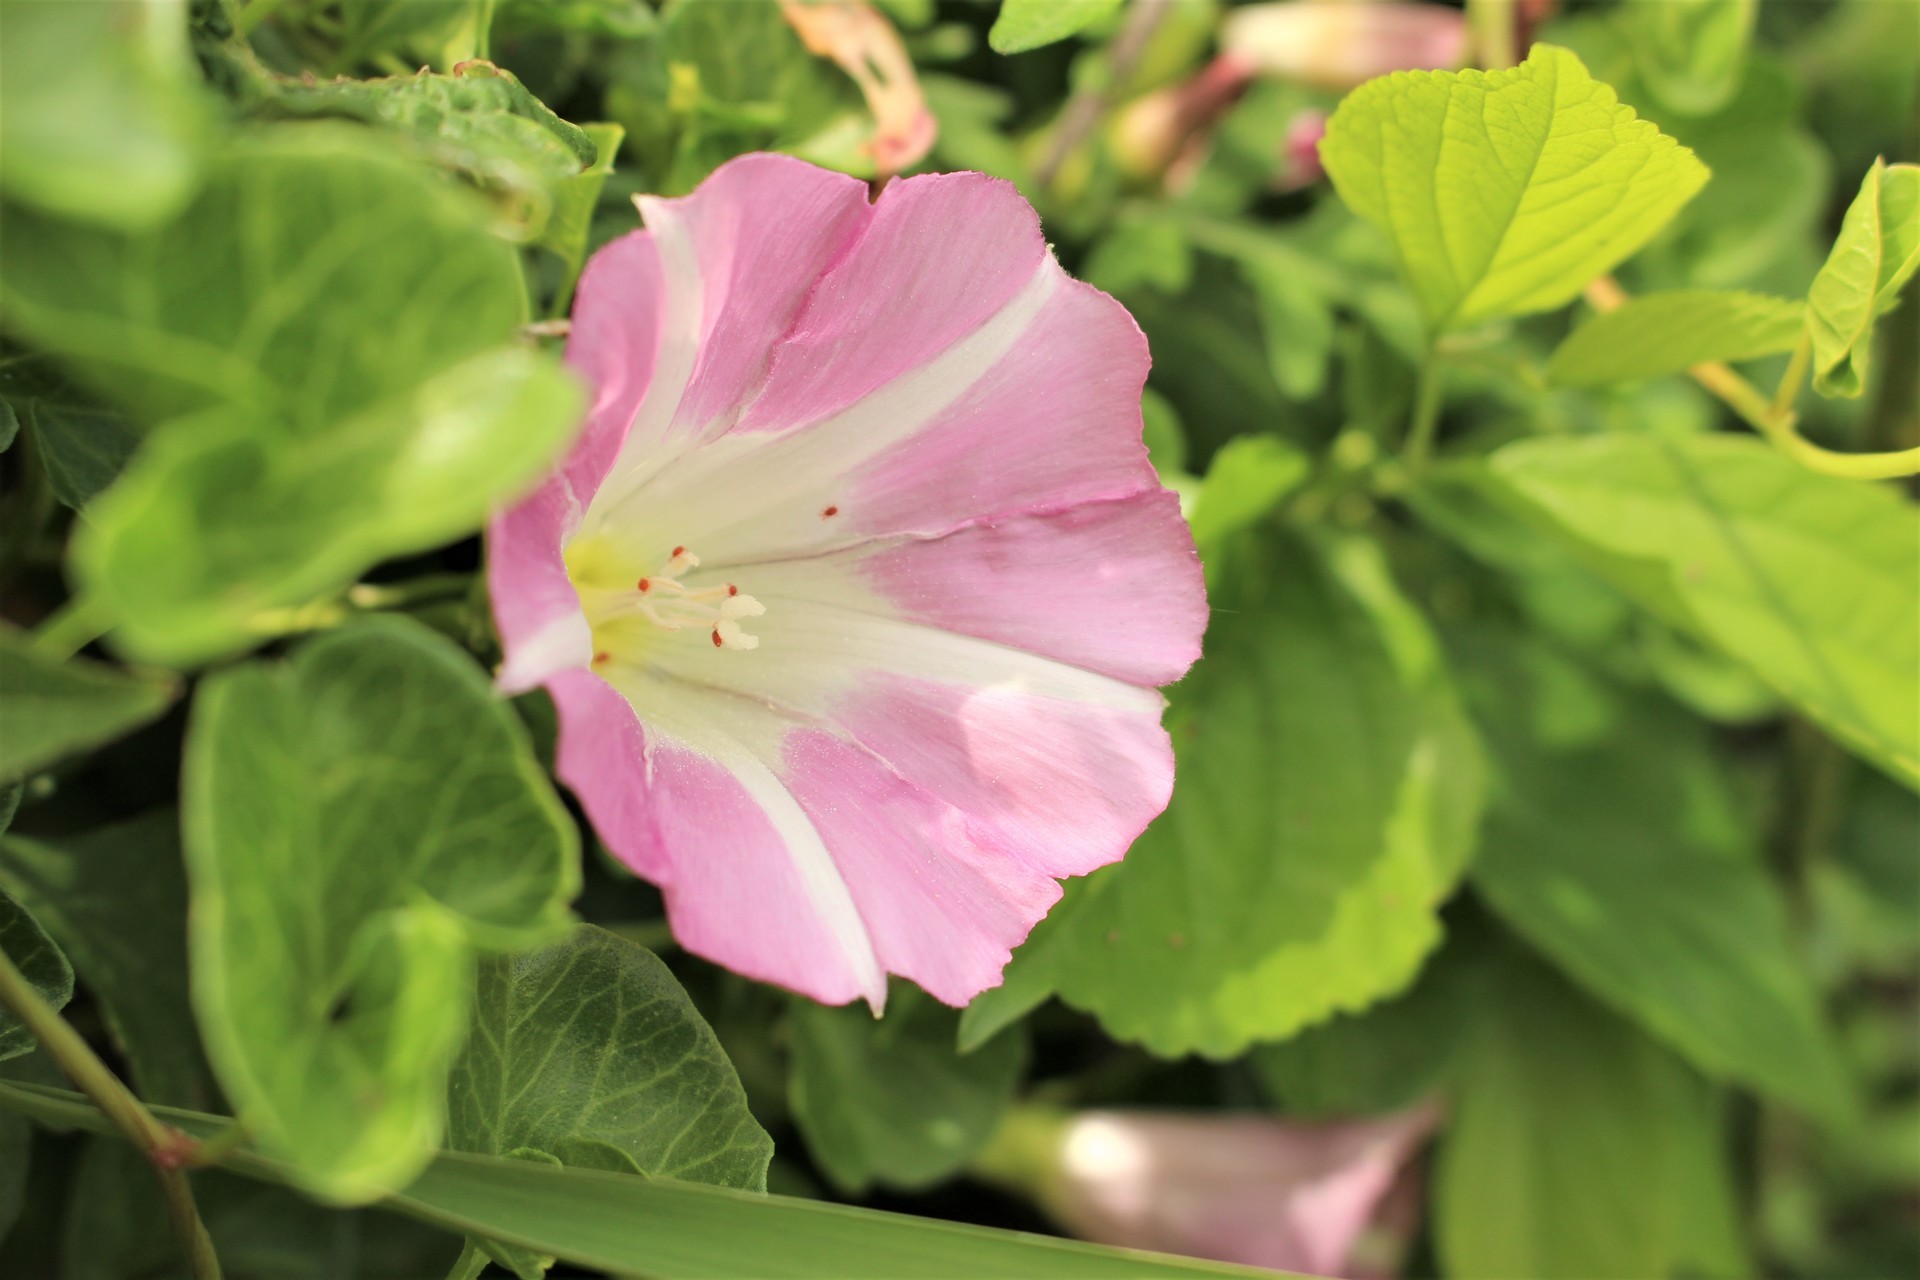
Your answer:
[1402,345,1447,474]
[1583,276,1920,480]
[0,947,223,1279]
[31,597,113,662]
[1032,0,1171,189]
[445,1238,492,1280]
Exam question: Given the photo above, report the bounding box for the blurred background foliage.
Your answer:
[0,1,1916,1278]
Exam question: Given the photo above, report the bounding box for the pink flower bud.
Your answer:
[780,0,937,175]
[1222,2,1468,90]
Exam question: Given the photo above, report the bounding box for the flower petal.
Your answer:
[488,476,592,694]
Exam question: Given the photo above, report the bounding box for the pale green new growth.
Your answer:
[183,617,579,1204]
[988,0,1122,55]
[1548,289,1804,387]
[1807,159,1920,397]
[1321,45,1709,332]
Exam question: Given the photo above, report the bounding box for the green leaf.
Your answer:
[790,984,1025,1193]
[1460,634,1853,1120]
[1185,436,1310,555]
[1625,0,1756,116]
[987,0,1122,55]
[76,346,580,665]
[1807,159,1920,397]
[1320,44,1708,332]
[182,616,579,1202]
[540,122,626,308]
[449,925,767,1279]
[1251,941,1476,1118]
[449,924,769,1183]
[1547,290,1804,386]
[970,534,1483,1058]
[0,124,530,434]
[0,1107,26,1243]
[0,812,213,1107]
[0,403,14,455]
[1489,434,1920,786]
[22,400,140,511]
[258,60,597,241]
[1434,950,1720,1280]
[0,0,210,228]
[0,627,176,782]
[0,888,72,1063]
[1,1084,1286,1279]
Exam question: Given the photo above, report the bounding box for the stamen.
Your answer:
[589,543,766,655]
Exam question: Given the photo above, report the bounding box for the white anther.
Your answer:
[714,620,760,650]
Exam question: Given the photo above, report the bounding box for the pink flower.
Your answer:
[982,1107,1436,1277]
[489,154,1206,1010]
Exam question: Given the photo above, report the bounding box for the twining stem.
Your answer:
[1402,346,1448,473]
[1583,277,1920,480]
[0,948,223,1279]
[1032,0,1171,189]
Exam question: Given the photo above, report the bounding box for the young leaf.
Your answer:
[1461,636,1853,1121]
[0,812,213,1107]
[1807,159,1920,397]
[967,533,1482,1058]
[0,628,176,782]
[1547,289,1804,386]
[0,887,73,1062]
[1185,436,1311,554]
[987,0,1123,55]
[1488,435,1920,786]
[1434,950,1719,1280]
[789,984,1026,1193]
[182,616,579,1203]
[75,347,580,665]
[1320,44,1708,332]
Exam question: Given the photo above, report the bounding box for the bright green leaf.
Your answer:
[1460,635,1854,1121]
[75,347,581,665]
[971,534,1482,1058]
[987,0,1122,55]
[0,0,210,228]
[1489,434,1920,786]
[0,812,212,1108]
[5,1085,1292,1279]
[1320,44,1708,331]
[1547,289,1804,386]
[790,984,1025,1193]
[182,616,579,1203]
[1807,159,1920,397]
[0,887,72,1063]
[0,628,176,783]
[1434,950,1717,1280]
[1626,0,1756,116]
[1186,436,1310,554]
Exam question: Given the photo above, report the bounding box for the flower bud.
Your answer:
[1222,2,1467,91]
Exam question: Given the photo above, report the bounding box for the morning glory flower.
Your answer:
[489,154,1206,1010]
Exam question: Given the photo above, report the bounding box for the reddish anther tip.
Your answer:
[822,505,839,518]
[637,577,651,592]
[711,628,724,647]
[593,651,611,664]
[727,584,739,596]
[672,545,687,557]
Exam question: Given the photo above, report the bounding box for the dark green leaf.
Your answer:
[0,888,72,1063]
[0,812,213,1107]
[182,616,579,1202]
[0,1107,25,1244]
[1489,434,1920,786]
[790,984,1025,1193]
[968,534,1482,1057]
[1460,633,1853,1120]
[2,1085,1291,1279]
[447,924,770,1192]
[1434,949,1722,1280]
[0,627,176,783]
[23,401,140,511]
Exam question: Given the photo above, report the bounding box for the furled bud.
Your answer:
[1222,2,1467,91]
